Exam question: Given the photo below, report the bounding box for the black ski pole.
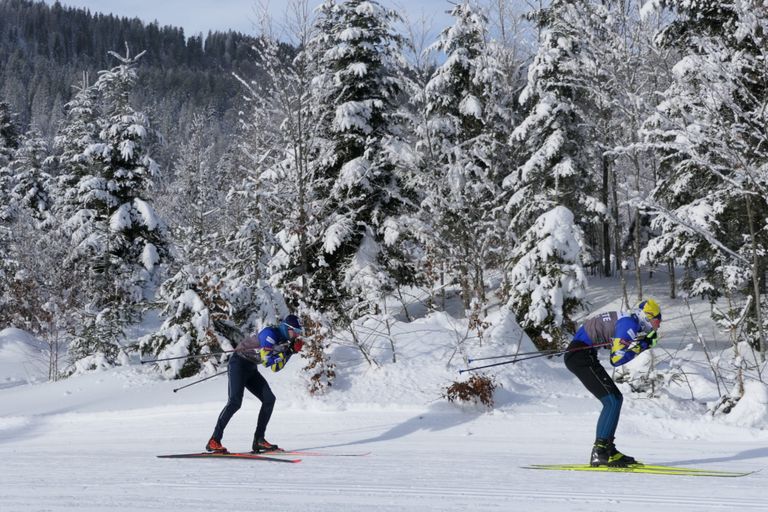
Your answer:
[141,349,236,364]
[459,342,610,374]
[173,370,228,393]
[468,348,559,363]
[459,352,555,373]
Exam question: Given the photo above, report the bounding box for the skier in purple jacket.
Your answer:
[205,314,304,454]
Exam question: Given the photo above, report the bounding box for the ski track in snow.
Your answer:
[1,406,766,512]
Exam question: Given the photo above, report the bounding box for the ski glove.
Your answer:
[639,330,658,350]
[291,339,304,353]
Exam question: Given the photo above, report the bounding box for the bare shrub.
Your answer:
[442,374,497,408]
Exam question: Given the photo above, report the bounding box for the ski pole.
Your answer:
[141,349,236,364]
[459,342,610,374]
[459,352,556,373]
[173,370,228,393]
[468,349,559,363]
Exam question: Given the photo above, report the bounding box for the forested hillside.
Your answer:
[0,0,273,150]
[0,0,766,418]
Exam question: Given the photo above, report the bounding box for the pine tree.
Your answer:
[128,108,232,377]
[7,130,55,228]
[506,0,604,234]
[221,9,339,387]
[503,0,601,341]
[0,101,21,223]
[416,1,514,318]
[303,0,418,325]
[507,206,587,349]
[64,47,171,371]
[0,100,20,166]
[222,37,293,334]
[0,101,21,327]
[140,270,235,379]
[53,75,99,224]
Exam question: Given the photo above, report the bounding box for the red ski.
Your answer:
[157,452,301,463]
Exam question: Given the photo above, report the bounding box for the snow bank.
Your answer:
[724,381,768,428]
[0,328,48,388]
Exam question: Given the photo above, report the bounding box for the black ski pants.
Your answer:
[212,353,276,442]
[564,341,623,440]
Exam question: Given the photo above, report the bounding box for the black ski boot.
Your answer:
[590,440,611,467]
[607,439,637,466]
[590,439,636,467]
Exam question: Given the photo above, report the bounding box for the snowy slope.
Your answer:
[1,273,767,511]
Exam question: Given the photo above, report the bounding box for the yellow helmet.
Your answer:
[637,299,661,321]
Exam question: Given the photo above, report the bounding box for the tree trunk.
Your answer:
[668,261,676,299]
[602,155,611,277]
[631,153,644,301]
[611,166,629,308]
[745,195,766,361]
[633,207,643,301]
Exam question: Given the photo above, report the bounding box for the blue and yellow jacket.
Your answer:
[572,311,655,367]
[235,327,292,372]
[257,326,292,372]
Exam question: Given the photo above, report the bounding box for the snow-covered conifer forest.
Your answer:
[3,1,768,509]
[1,0,768,426]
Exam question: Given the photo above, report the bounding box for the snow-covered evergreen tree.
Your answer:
[222,8,339,386]
[507,206,588,349]
[138,106,242,374]
[505,0,605,235]
[1,207,81,380]
[0,100,19,167]
[1,131,57,333]
[7,131,55,227]
[416,1,514,317]
[641,0,768,356]
[140,269,235,379]
[53,77,100,224]
[503,0,602,340]
[48,79,115,371]
[0,107,83,375]
[301,0,418,325]
[63,47,171,371]
[220,35,299,333]
[0,101,19,327]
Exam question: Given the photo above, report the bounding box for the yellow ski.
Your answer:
[524,463,753,477]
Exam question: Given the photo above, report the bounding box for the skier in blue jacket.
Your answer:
[206,314,305,454]
[564,299,661,467]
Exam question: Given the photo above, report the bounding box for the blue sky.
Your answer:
[45,0,458,38]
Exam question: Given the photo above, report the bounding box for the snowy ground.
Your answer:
[2,272,767,511]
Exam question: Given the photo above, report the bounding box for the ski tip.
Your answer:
[278,450,372,457]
